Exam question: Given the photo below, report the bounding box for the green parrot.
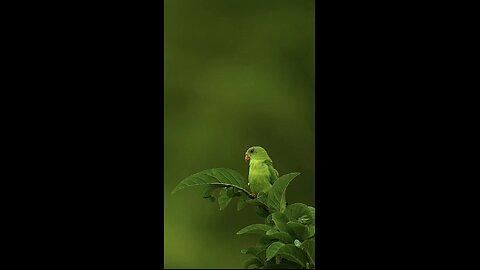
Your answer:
[244,146,279,197]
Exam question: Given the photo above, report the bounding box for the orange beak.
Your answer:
[245,153,250,162]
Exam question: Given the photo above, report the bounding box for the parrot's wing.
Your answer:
[265,160,279,185]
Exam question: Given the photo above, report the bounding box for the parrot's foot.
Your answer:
[250,192,257,198]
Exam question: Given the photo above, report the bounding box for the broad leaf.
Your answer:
[272,212,291,235]
[257,235,276,249]
[266,214,274,226]
[172,168,249,194]
[276,244,308,267]
[218,188,232,210]
[237,197,246,211]
[226,187,235,197]
[257,192,269,205]
[227,186,243,197]
[300,239,315,264]
[266,242,285,261]
[267,173,300,213]
[256,249,267,264]
[308,206,315,218]
[308,206,315,224]
[201,184,216,198]
[307,225,315,238]
[297,215,311,225]
[266,231,293,243]
[237,224,273,235]
[201,184,223,201]
[287,222,309,241]
[284,203,312,223]
[266,229,278,235]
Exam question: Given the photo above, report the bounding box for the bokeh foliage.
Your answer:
[165,0,315,268]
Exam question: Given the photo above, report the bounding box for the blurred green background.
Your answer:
[164,0,315,268]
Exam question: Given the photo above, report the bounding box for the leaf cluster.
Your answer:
[237,202,315,269]
[172,168,315,269]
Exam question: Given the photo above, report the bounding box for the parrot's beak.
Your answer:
[245,153,250,163]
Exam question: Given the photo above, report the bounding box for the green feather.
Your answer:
[245,146,279,195]
[265,160,279,185]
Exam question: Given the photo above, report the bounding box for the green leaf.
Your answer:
[287,222,309,242]
[294,239,301,247]
[307,206,315,225]
[200,184,223,202]
[256,249,267,264]
[242,258,262,269]
[257,192,269,205]
[276,244,308,267]
[201,184,219,198]
[307,225,315,238]
[237,197,246,211]
[308,206,315,219]
[257,235,276,249]
[300,239,315,264]
[268,232,293,243]
[237,224,273,235]
[266,229,278,235]
[267,173,300,213]
[297,215,311,225]
[266,242,285,261]
[218,188,233,210]
[227,186,243,197]
[272,212,291,234]
[266,214,274,226]
[172,168,249,194]
[284,203,312,223]
[266,229,293,243]
[226,187,235,197]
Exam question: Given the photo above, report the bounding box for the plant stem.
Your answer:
[209,183,255,199]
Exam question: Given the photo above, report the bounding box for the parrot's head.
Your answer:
[245,146,272,164]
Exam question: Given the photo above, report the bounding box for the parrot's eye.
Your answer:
[250,149,254,153]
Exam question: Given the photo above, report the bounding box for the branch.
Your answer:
[208,183,255,199]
